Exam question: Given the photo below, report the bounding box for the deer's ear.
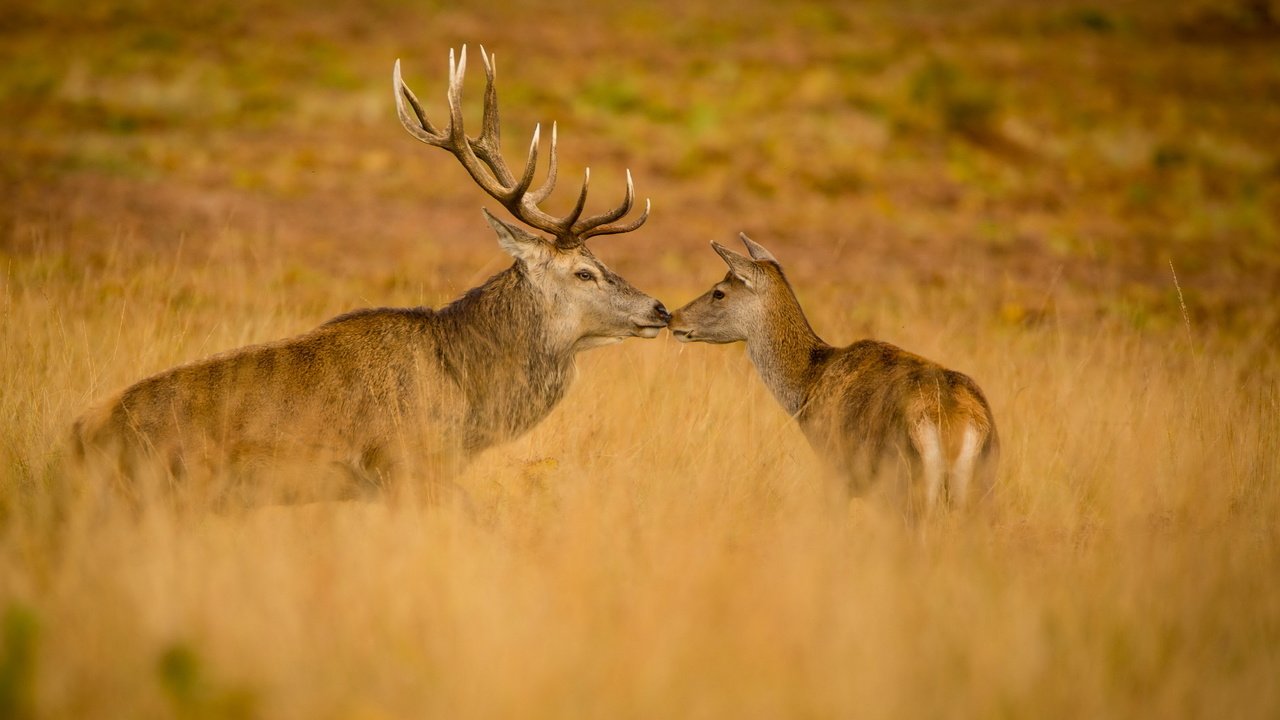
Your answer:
[739,232,777,263]
[484,209,550,263]
[711,241,757,288]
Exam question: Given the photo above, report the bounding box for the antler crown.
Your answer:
[394,45,650,249]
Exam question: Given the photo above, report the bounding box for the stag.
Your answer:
[669,235,997,518]
[72,46,669,507]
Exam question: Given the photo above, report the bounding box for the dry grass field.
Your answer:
[3,0,1279,717]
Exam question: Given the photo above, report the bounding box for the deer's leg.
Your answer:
[913,419,945,516]
[950,424,983,511]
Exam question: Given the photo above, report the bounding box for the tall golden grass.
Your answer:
[2,239,1277,718]
[4,0,1279,715]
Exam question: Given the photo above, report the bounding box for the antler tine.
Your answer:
[467,45,518,188]
[527,122,559,204]
[446,46,466,144]
[580,197,651,240]
[476,46,502,152]
[512,124,540,199]
[394,59,445,145]
[559,167,590,233]
[574,168,637,235]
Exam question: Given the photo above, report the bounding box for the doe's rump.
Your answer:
[806,341,999,514]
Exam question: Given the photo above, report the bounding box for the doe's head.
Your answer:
[669,233,786,345]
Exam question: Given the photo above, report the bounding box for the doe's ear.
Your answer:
[483,208,549,263]
[739,232,778,263]
[711,241,757,288]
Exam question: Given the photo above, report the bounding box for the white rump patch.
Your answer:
[950,424,983,508]
[914,419,944,512]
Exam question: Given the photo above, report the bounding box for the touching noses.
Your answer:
[654,301,672,325]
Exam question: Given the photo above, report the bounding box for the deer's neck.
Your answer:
[435,265,577,451]
[746,288,827,417]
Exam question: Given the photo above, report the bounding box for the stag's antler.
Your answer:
[394,45,649,248]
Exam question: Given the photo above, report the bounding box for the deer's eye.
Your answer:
[575,270,595,282]
[712,289,725,300]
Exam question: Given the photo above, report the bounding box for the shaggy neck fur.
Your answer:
[432,263,577,452]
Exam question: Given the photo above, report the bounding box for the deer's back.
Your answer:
[73,308,466,476]
[800,339,996,485]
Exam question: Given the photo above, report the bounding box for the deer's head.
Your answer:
[669,233,789,345]
[481,210,668,350]
[395,46,669,351]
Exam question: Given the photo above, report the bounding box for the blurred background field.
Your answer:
[2,0,1279,718]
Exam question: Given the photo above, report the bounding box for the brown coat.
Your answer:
[670,234,998,515]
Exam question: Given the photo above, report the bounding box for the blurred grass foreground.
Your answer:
[2,1,1279,718]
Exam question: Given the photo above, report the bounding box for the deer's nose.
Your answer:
[654,301,671,324]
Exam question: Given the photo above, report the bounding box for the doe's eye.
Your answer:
[575,270,594,281]
[712,289,725,300]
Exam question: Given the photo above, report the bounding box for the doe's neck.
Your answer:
[745,286,827,416]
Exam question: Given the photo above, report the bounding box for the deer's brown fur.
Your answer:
[670,235,998,516]
[72,47,668,507]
